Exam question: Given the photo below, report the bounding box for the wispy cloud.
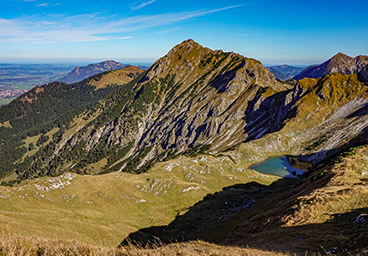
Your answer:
[131,0,156,11]
[37,2,49,6]
[113,36,135,40]
[173,5,242,21]
[155,27,182,35]
[0,5,242,43]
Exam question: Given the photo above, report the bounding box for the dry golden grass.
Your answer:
[0,121,12,128]
[17,128,60,164]
[89,66,144,89]
[0,234,293,256]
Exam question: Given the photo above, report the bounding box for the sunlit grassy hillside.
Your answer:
[0,148,281,247]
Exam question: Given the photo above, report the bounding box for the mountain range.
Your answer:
[1,39,368,254]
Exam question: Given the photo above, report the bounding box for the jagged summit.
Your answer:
[294,52,368,80]
[146,39,282,90]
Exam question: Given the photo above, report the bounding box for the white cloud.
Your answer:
[0,5,242,43]
[37,2,50,6]
[131,0,156,11]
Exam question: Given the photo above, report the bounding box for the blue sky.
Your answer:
[0,0,367,65]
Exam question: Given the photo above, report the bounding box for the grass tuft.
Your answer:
[0,234,294,256]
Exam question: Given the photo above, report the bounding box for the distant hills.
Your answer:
[267,65,305,80]
[58,60,149,84]
[294,52,368,80]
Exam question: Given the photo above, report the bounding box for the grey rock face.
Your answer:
[359,65,368,84]
[48,40,296,171]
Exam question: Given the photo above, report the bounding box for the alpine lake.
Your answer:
[250,156,310,178]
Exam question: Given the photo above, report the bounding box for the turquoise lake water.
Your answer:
[250,156,305,178]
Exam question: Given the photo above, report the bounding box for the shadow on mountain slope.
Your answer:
[121,178,301,246]
[121,137,368,254]
[347,102,368,118]
[243,88,299,141]
[209,60,246,93]
[120,170,342,255]
[224,206,368,255]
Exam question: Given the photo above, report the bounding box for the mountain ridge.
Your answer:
[294,53,368,80]
[58,60,148,84]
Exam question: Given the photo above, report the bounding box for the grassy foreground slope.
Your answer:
[0,148,281,247]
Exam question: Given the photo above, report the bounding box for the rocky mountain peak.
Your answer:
[332,52,349,59]
[145,39,280,91]
[329,52,354,65]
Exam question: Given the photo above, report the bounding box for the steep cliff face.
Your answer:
[294,53,368,80]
